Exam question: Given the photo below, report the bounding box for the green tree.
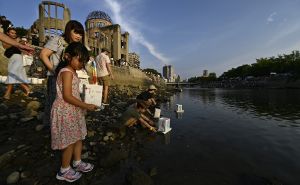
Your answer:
[142,68,161,76]
[208,73,217,79]
[220,50,300,79]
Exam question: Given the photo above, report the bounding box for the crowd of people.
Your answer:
[0,17,160,182]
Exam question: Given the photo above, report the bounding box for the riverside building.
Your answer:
[163,65,175,82]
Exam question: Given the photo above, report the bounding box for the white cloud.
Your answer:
[104,0,170,65]
[267,12,277,23]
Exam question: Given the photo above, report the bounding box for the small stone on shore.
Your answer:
[35,124,44,131]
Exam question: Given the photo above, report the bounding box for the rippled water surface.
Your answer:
[144,89,300,185]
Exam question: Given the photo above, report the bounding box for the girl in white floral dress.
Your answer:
[51,42,98,182]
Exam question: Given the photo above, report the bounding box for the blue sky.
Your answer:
[1,0,300,78]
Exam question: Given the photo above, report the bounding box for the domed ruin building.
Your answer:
[85,10,129,63]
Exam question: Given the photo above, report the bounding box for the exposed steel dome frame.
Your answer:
[86,10,112,23]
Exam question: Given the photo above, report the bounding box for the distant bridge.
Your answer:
[165,82,197,86]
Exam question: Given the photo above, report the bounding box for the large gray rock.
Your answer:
[0,150,15,169]
[6,171,20,184]
[0,103,8,110]
[26,101,41,111]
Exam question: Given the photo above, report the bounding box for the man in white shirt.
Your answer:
[95,48,114,105]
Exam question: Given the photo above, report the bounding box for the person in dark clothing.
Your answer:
[120,100,157,132]
[31,28,39,46]
[137,85,157,104]
[136,85,157,117]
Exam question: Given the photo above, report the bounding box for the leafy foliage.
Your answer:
[143,68,161,76]
[220,51,300,79]
[188,75,217,83]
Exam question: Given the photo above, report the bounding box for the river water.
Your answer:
[143,88,300,185]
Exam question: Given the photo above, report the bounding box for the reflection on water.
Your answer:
[143,88,300,185]
[188,88,300,124]
[175,112,183,119]
[163,132,171,145]
[187,88,216,104]
[162,95,176,111]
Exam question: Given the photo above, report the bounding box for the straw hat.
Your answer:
[148,85,157,90]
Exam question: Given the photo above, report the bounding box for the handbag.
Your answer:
[28,47,47,78]
[28,37,66,78]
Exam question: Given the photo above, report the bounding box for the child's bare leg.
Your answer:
[4,84,13,99]
[125,118,137,127]
[73,140,82,161]
[20,83,30,95]
[61,143,75,168]
[103,85,108,104]
[72,140,94,172]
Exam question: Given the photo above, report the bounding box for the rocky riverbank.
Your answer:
[0,84,174,185]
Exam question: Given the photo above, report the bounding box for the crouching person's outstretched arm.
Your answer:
[139,118,157,132]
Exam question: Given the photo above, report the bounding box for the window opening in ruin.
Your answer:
[44,5,64,19]
[99,34,104,42]
[98,22,105,27]
[56,7,64,19]
[121,40,126,49]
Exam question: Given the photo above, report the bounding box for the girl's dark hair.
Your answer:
[2,20,12,33]
[63,20,85,44]
[55,42,89,76]
[6,27,16,35]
